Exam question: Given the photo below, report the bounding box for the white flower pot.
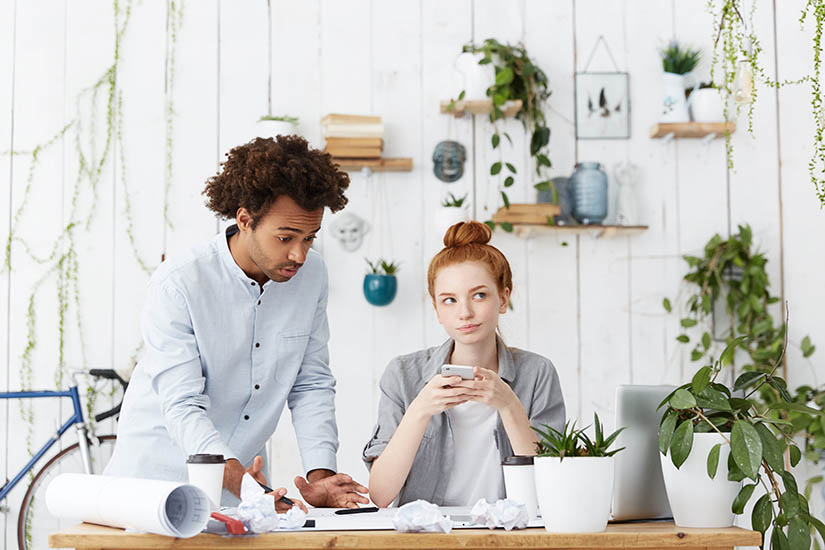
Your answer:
[534,456,614,533]
[257,119,299,139]
[455,52,494,101]
[689,89,725,123]
[660,432,741,528]
[434,206,469,235]
[660,72,691,123]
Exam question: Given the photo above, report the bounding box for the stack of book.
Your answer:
[322,114,384,159]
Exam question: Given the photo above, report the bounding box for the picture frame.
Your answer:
[574,72,630,139]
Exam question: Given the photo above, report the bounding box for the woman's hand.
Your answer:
[456,367,520,412]
[409,374,472,419]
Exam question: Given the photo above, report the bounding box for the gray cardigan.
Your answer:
[362,336,566,506]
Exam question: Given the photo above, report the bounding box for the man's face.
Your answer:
[243,195,324,283]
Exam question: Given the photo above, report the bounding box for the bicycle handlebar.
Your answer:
[87,369,129,423]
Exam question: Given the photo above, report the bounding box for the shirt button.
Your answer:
[254,384,260,390]
[251,282,255,286]
[255,342,260,348]
[257,300,261,306]
[244,415,250,420]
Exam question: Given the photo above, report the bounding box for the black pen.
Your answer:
[334,506,379,515]
[256,479,295,507]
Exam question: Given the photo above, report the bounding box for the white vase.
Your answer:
[660,432,741,528]
[689,89,725,123]
[455,52,494,101]
[660,72,691,123]
[257,119,299,139]
[534,456,614,533]
[435,206,469,235]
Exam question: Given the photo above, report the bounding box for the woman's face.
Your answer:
[432,261,510,346]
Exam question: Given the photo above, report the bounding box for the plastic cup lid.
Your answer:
[501,455,534,466]
[187,453,226,464]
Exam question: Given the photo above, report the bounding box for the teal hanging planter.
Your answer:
[363,274,397,306]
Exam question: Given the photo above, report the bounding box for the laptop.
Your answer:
[610,384,675,522]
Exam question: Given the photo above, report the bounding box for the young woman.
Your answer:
[362,221,566,508]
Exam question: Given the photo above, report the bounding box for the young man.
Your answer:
[105,136,368,510]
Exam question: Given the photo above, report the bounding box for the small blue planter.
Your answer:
[363,274,397,306]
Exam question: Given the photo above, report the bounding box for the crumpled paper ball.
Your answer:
[236,473,307,533]
[470,498,528,530]
[392,500,452,533]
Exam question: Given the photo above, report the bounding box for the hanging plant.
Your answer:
[449,38,552,232]
[363,258,399,307]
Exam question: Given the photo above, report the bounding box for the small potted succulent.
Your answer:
[658,335,825,549]
[659,41,702,123]
[363,258,399,307]
[257,114,299,138]
[533,414,625,533]
[435,192,469,233]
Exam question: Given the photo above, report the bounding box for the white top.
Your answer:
[442,401,505,505]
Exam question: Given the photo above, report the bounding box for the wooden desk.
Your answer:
[51,521,762,550]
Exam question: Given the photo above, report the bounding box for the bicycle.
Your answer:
[0,368,127,550]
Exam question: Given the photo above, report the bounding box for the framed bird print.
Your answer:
[574,72,630,139]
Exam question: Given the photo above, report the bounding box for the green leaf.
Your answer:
[733,483,757,514]
[495,67,514,85]
[734,371,765,392]
[702,332,711,350]
[696,387,733,411]
[501,191,510,209]
[670,388,697,409]
[676,334,690,343]
[707,442,722,479]
[670,420,694,468]
[458,90,465,100]
[755,423,785,472]
[720,335,748,366]
[751,493,772,534]
[780,490,800,518]
[483,220,496,231]
[504,176,514,188]
[769,402,825,417]
[491,162,502,175]
[805,514,825,550]
[663,298,672,313]
[772,524,790,550]
[802,335,816,358]
[659,411,678,454]
[681,318,698,328]
[692,366,712,394]
[505,162,517,174]
[790,444,802,467]
[492,134,500,148]
[691,350,704,362]
[501,222,513,233]
[731,420,763,480]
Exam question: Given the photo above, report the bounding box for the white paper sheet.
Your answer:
[45,473,212,537]
[304,506,543,531]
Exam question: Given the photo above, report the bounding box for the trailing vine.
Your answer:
[801,0,825,205]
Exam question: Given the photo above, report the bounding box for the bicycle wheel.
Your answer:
[17,434,116,550]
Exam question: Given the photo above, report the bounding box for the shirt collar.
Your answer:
[423,334,515,383]
[218,224,261,286]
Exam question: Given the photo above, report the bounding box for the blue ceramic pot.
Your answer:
[363,274,397,306]
[571,162,608,225]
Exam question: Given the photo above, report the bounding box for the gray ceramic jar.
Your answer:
[571,162,608,225]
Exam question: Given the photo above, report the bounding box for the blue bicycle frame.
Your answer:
[0,385,89,503]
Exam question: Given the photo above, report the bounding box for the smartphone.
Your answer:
[440,364,475,379]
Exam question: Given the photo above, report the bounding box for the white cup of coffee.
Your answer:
[186,454,225,510]
[502,456,538,518]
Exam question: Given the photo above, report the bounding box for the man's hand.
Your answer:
[294,469,369,508]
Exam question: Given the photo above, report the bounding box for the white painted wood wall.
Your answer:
[2,0,824,545]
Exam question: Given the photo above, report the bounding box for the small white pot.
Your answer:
[434,206,469,234]
[660,432,741,528]
[534,456,614,533]
[689,89,725,122]
[660,72,691,123]
[257,119,299,139]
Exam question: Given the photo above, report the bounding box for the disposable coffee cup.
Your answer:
[186,454,225,510]
[502,456,538,519]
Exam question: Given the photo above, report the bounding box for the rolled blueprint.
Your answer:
[46,473,211,537]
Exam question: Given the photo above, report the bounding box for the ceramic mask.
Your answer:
[329,212,370,252]
[432,140,467,183]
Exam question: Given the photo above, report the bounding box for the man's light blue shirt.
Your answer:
[104,226,338,487]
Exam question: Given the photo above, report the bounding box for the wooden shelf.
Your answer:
[440,99,522,118]
[331,157,413,172]
[498,223,649,239]
[649,122,736,139]
[492,204,561,225]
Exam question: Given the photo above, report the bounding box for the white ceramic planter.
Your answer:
[534,456,614,533]
[455,52,494,100]
[660,432,741,528]
[660,72,691,123]
[689,89,725,123]
[434,206,469,235]
[257,119,299,138]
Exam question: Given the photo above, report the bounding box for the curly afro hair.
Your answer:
[203,135,349,227]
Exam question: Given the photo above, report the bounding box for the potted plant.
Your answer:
[435,193,469,233]
[257,114,299,137]
[659,41,701,123]
[658,335,825,548]
[363,258,399,307]
[449,39,553,231]
[533,414,625,533]
[689,81,725,123]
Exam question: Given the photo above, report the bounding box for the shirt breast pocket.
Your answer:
[275,332,310,383]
